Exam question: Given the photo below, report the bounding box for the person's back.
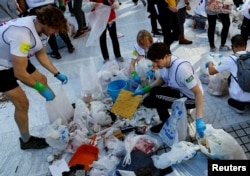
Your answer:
[0,0,19,22]
[207,34,250,113]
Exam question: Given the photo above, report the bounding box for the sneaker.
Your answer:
[228,98,245,114]
[73,30,87,39]
[116,57,124,62]
[50,51,61,59]
[219,45,231,51]
[210,47,217,52]
[67,44,75,53]
[150,122,164,134]
[20,136,49,150]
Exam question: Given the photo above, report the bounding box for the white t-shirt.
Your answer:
[26,0,55,9]
[0,16,48,69]
[160,56,203,99]
[215,51,250,102]
[241,0,250,20]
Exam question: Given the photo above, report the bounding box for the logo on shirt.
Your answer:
[186,75,194,83]
[19,43,31,54]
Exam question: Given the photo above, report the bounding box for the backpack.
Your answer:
[230,52,250,92]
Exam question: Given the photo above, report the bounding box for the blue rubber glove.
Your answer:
[55,72,68,84]
[205,62,209,68]
[133,89,144,96]
[146,70,154,80]
[131,71,141,84]
[33,82,54,101]
[132,85,152,96]
[196,118,206,138]
[41,88,54,101]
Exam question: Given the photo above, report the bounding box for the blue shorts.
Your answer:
[0,61,36,92]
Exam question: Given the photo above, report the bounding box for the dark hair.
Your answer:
[36,5,68,33]
[231,34,246,48]
[147,42,171,61]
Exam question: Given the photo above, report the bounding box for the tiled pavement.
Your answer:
[0,0,250,175]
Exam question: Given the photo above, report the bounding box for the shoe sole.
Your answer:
[73,32,87,39]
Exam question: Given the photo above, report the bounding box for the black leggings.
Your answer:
[207,13,230,48]
[143,86,195,122]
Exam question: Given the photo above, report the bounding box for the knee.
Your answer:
[39,75,48,85]
[16,96,29,111]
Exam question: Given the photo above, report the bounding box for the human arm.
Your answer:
[190,84,206,138]
[185,0,191,11]
[133,77,164,95]
[35,47,68,84]
[165,0,178,12]
[11,55,54,100]
[207,61,219,75]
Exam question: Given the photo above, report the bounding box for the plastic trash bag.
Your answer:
[197,124,247,160]
[46,86,74,124]
[44,118,69,151]
[80,59,104,102]
[159,98,188,147]
[194,0,207,17]
[85,4,111,47]
[207,71,230,96]
[151,141,200,169]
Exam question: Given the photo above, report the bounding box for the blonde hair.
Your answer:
[136,29,153,46]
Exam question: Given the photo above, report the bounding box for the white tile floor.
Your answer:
[0,0,250,175]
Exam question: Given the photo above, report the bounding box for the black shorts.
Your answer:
[0,61,36,92]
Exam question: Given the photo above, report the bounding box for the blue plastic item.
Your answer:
[107,80,127,102]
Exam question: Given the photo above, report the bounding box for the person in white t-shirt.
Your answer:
[133,42,206,138]
[207,34,250,113]
[0,5,68,150]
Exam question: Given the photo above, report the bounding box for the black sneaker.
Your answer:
[150,122,164,134]
[50,51,62,59]
[228,98,245,114]
[20,136,49,150]
[73,30,87,39]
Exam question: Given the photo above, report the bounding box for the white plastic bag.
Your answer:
[85,4,111,47]
[46,86,74,124]
[159,98,188,147]
[151,141,200,169]
[44,119,69,151]
[80,59,104,102]
[197,124,247,160]
[207,71,230,96]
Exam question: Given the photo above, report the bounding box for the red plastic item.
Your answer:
[68,135,99,171]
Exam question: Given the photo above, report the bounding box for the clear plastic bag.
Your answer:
[46,86,74,124]
[207,71,230,96]
[197,124,247,160]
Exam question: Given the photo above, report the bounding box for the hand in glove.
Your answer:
[146,70,154,80]
[58,2,66,12]
[55,72,68,84]
[33,82,54,101]
[132,85,151,96]
[196,118,206,138]
[131,71,141,84]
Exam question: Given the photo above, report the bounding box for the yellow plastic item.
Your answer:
[111,90,142,119]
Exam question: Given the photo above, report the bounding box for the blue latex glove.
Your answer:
[33,82,54,101]
[41,88,54,101]
[146,70,154,80]
[55,72,68,84]
[196,118,206,138]
[205,61,210,68]
[131,71,141,84]
[133,75,141,84]
[132,89,144,96]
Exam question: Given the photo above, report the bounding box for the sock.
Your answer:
[20,131,31,143]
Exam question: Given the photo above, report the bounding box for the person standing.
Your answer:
[0,5,68,150]
[205,0,231,52]
[207,34,250,113]
[133,43,206,138]
[72,0,89,39]
[240,0,250,42]
[177,0,192,44]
